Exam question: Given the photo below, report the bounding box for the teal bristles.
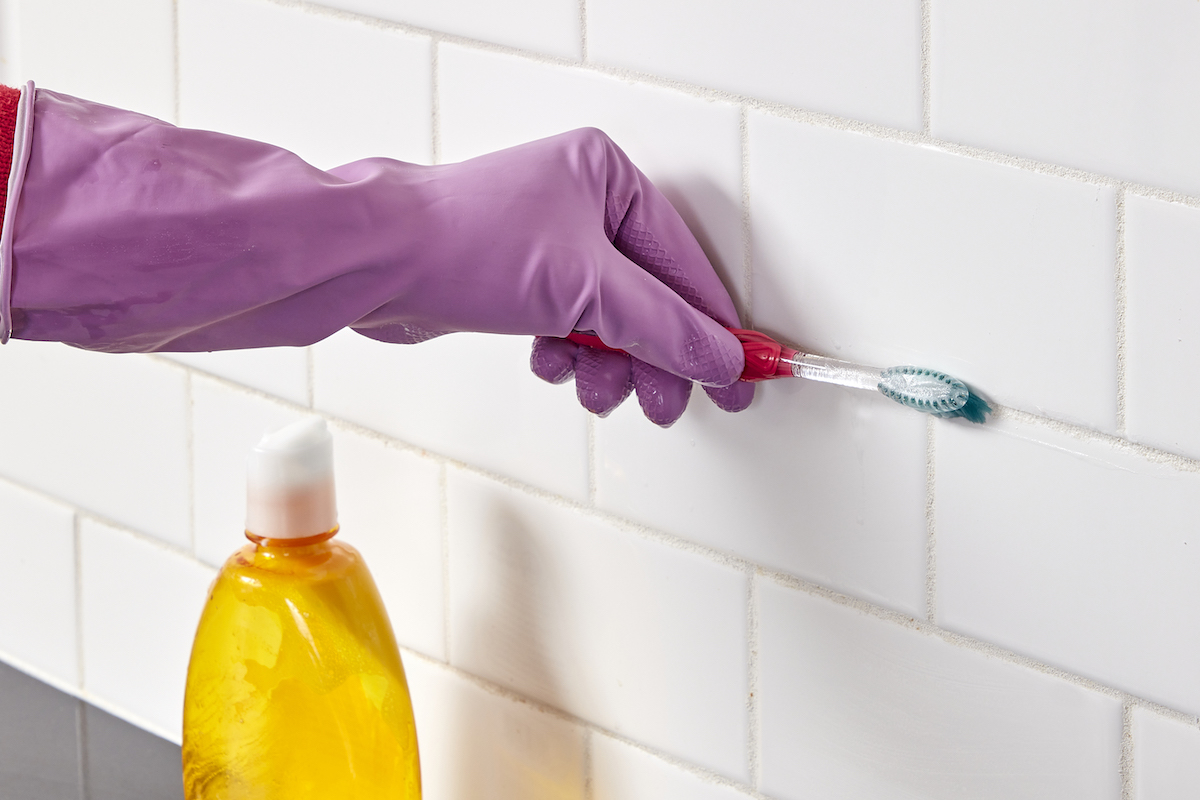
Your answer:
[877,365,992,424]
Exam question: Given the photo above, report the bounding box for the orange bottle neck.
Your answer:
[244,525,339,549]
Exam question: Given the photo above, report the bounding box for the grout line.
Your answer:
[578,0,588,63]
[582,726,594,799]
[920,0,932,135]
[76,697,89,800]
[1114,188,1129,436]
[439,462,452,663]
[739,105,754,325]
[54,363,1200,724]
[171,0,182,126]
[587,414,598,506]
[1121,697,1135,800]
[430,37,441,165]
[924,416,937,622]
[272,0,1200,209]
[400,646,775,799]
[746,570,761,789]
[262,0,1200,207]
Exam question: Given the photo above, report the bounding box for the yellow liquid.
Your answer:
[182,533,421,799]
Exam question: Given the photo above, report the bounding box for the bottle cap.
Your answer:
[245,419,337,540]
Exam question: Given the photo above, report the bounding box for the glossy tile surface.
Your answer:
[330,425,445,659]
[596,377,928,615]
[319,0,581,59]
[591,732,754,800]
[932,0,1200,195]
[758,579,1122,800]
[313,329,590,501]
[17,0,175,120]
[937,417,1200,713]
[0,481,77,687]
[165,349,311,408]
[0,342,190,548]
[448,469,749,780]
[79,520,214,741]
[406,655,587,800]
[1134,708,1200,800]
[180,0,432,168]
[589,0,923,129]
[750,112,1117,429]
[440,44,745,310]
[1124,195,1200,458]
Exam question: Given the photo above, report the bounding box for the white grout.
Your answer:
[439,461,452,664]
[578,0,588,63]
[921,0,932,135]
[739,105,754,325]
[430,38,442,165]
[1121,698,1136,800]
[1115,188,1129,436]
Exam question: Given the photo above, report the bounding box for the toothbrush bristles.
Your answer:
[937,390,991,424]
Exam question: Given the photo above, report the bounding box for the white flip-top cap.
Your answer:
[245,419,337,539]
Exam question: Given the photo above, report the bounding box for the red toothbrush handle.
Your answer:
[564,328,797,382]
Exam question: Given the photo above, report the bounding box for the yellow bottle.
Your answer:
[182,419,421,799]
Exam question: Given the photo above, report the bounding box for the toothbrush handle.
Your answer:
[565,328,880,388]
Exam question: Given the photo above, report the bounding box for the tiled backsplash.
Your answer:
[2,0,1200,798]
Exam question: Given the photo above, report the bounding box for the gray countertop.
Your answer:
[0,661,183,800]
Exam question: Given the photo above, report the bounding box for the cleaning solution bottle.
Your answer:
[182,419,421,798]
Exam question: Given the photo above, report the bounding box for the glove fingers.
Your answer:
[704,380,756,413]
[579,246,744,388]
[530,336,578,384]
[632,360,692,427]
[602,141,741,329]
[575,347,633,416]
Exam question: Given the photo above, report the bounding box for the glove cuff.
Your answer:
[0,81,35,343]
[0,84,19,228]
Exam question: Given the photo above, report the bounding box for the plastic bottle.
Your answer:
[182,419,421,799]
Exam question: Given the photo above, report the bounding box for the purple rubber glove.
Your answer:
[6,87,754,425]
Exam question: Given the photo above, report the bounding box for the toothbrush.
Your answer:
[566,328,992,424]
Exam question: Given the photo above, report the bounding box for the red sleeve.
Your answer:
[0,84,21,225]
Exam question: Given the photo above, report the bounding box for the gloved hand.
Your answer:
[8,87,754,425]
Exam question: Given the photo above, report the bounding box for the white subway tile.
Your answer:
[0,482,77,687]
[447,470,749,780]
[1124,196,1200,457]
[750,113,1117,429]
[589,0,922,130]
[313,329,589,501]
[320,0,580,60]
[405,656,586,800]
[596,378,928,616]
[759,579,1122,800]
[165,349,310,407]
[1135,708,1200,800]
[179,0,432,168]
[932,0,1200,196]
[191,377,306,567]
[18,0,175,121]
[0,341,190,547]
[439,44,745,311]
[330,425,445,660]
[591,733,753,800]
[80,520,214,741]
[937,417,1200,714]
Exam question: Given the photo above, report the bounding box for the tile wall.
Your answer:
[2,0,1199,797]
